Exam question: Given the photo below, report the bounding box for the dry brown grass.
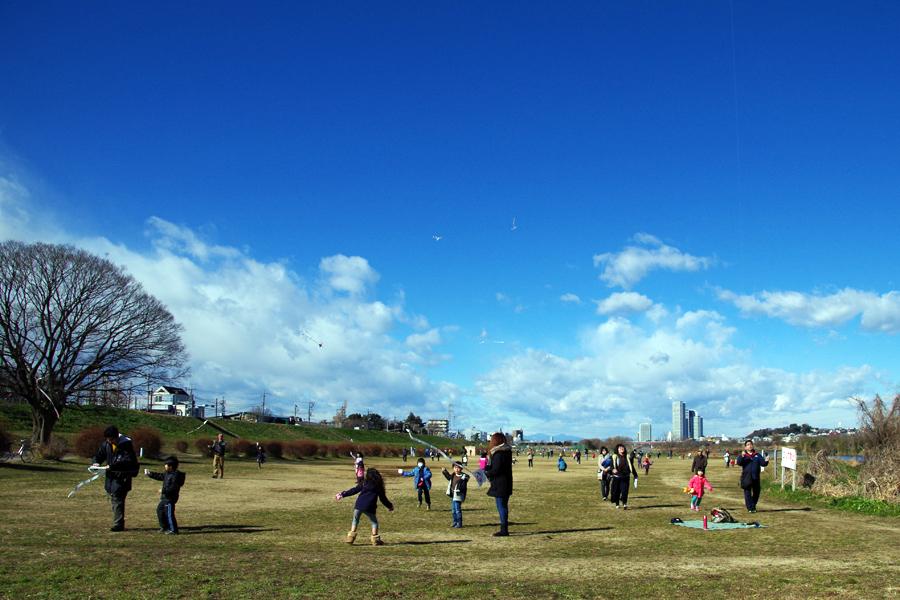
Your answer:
[2,451,900,599]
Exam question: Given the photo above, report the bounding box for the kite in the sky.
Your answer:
[433,236,442,241]
[511,218,517,230]
[301,332,323,347]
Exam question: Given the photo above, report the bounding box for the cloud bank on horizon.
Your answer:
[0,175,893,438]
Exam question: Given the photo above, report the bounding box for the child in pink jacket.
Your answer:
[687,470,713,511]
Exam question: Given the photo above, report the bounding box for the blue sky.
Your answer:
[1,1,898,439]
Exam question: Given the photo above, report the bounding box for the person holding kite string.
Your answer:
[92,425,140,532]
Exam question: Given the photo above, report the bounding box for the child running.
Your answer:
[441,463,470,527]
[399,458,432,509]
[687,469,713,511]
[335,467,394,546]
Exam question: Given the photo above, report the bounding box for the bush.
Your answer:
[37,436,69,460]
[74,425,107,459]
[195,438,213,457]
[231,438,255,458]
[286,440,319,458]
[332,442,355,458]
[174,440,189,453]
[264,440,283,459]
[130,427,162,459]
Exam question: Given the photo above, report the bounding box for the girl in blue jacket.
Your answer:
[399,458,432,509]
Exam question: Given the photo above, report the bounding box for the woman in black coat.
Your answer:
[484,432,513,537]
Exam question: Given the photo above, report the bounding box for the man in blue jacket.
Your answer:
[92,425,140,531]
[736,440,770,513]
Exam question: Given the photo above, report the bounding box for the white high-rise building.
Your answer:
[672,401,686,441]
[639,423,652,442]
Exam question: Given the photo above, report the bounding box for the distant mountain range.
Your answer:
[525,433,582,443]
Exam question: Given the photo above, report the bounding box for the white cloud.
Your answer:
[475,315,877,438]
[593,233,716,289]
[716,287,900,334]
[594,292,654,315]
[560,293,581,303]
[320,254,380,295]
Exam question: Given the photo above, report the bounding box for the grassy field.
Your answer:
[2,450,900,600]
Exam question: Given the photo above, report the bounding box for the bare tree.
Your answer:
[0,241,190,444]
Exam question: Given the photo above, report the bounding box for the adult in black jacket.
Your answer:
[92,425,140,532]
[691,451,708,474]
[484,432,513,537]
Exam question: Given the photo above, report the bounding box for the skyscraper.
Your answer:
[687,409,696,439]
[639,423,652,442]
[672,401,686,441]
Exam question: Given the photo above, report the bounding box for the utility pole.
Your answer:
[261,391,268,416]
[308,401,315,423]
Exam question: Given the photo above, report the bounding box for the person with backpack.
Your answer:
[736,440,770,513]
[597,446,612,501]
[91,425,140,532]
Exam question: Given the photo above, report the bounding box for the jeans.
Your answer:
[495,496,509,525]
[451,500,462,526]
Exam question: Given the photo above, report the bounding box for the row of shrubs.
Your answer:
[192,438,404,460]
[69,425,406,460]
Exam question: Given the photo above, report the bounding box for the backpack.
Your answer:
[710,507,736,523]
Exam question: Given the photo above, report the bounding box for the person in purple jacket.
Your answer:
[336,468,394,546]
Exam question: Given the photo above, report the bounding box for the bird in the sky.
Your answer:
[433,236,442,241]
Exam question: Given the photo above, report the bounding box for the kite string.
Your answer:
[406,431,487,487]
[67,465,108,498]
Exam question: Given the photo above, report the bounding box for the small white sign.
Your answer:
[782,447,797,470]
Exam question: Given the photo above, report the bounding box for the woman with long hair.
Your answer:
[609,443,638,509]
[484,432,513,536]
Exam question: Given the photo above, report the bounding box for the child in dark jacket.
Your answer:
[336,468,394,546]
[441,463,470,528]
[145,455,186,535]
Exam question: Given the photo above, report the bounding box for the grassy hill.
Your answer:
[0,401,464,451]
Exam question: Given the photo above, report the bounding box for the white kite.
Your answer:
[406,431,487,487]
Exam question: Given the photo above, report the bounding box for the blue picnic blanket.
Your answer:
[672,520,766,530]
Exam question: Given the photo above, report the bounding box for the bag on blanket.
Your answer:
[711,507,736,523]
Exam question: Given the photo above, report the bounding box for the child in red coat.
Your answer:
[687,469,713,511]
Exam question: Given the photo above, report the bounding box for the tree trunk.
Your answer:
[30,405,59,445]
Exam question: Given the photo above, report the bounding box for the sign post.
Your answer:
[781,447,797,491]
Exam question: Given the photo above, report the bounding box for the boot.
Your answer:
[345,531,356,544]
[426,504,431,511]
[371,534,384,546]
[492,524,509,537]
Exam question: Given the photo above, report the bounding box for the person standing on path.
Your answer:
[527,447,534,468]
[210,433,226,479]
[736,440,770,513]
